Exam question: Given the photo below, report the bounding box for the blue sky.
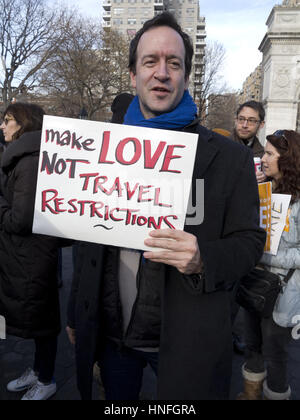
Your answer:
[61,0,280,90]
[199,0,280,90]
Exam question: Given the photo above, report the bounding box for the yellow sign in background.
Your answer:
[258,182,272,252]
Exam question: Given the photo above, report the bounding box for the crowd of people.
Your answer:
[0,12,300,401]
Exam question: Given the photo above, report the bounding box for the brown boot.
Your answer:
[237,364,267,400]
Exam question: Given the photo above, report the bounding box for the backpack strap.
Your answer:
[283,269,296,284]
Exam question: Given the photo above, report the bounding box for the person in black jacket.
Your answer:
[110,93,134,124]
[67,12,266,400]
[231,101,266,355]
[0,103,60,400]
[233,101,266,182]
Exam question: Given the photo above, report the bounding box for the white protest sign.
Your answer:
[33,116,198,251]
[266,193,292,256]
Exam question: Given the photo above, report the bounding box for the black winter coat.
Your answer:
[0,131,60,339]
[68,123,266,400]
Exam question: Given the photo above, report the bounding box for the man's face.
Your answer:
[235,106,265,141]
[130,26,189,119]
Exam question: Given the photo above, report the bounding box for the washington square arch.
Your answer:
[259,0,300,142]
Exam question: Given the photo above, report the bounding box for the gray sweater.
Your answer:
[260,201,300,282]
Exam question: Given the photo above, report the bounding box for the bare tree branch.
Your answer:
[0,0,70,108]
[198,40,230,124]
[37,19,132,120]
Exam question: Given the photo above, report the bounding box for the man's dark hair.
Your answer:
[236,101,265,122]
[129,12,194,79]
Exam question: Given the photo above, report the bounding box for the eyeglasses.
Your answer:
[1,116,15,126]
[236,116,261,126]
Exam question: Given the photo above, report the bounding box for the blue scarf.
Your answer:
[123,90,197,130]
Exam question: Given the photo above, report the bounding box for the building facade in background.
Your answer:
[102,0,206,104]
[259,0,300,142]
[239,64,262,105]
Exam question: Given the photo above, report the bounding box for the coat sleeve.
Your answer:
[199,149,266,293]
[67,242,87,329]
[0,155,39,235]
[260,205,300,270]
[260,248,300,270]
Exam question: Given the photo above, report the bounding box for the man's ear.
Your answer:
[184,76,190,90]
[259,120,265,130]
[130,71,137,89]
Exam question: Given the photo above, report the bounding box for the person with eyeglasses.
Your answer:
[233,101,266,184]
[230,101,267,356]
[0,103,61,400]
[238,129,300,400]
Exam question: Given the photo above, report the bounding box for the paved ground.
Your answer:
[0,247,300,400]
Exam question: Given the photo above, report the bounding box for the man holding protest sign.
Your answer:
[67,12,266,400]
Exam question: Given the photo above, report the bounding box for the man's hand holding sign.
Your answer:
[144,229,202,275]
